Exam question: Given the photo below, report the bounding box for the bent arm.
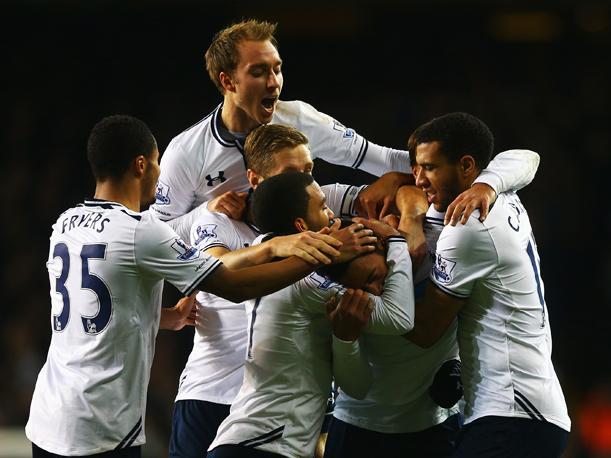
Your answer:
[474,149,540,194]
[366,237,415,335]
[197,257,315,303]
[404,283,465,348]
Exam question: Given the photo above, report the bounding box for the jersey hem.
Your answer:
[464,410,571,432]
[333,408,455,434]
[27,435,145,456]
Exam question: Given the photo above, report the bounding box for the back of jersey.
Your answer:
[26,201,162,455]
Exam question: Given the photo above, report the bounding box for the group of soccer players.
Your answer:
[26,19,571,458]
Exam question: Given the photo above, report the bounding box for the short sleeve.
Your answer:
[135,213,222,296]
[430,220,498,299]
[151,139,196,221]
[296,272,345,315]
[190,209,240,251]
[320,183,367,218]
[274,100,411,176]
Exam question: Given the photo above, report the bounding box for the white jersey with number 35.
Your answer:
[25,200,222,455]
[431,192,570,432]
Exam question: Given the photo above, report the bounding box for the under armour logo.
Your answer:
[206,171,226,186]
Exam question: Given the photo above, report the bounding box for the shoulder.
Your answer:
[191,209,239,244]
[274,100,330,123]
[438,213,493,255]
[163,107,219,161]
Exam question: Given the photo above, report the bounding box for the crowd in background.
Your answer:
[2,1,610,456]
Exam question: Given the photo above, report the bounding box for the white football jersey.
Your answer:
[151,100,411,221]
[209,240,413,457]
[334,206,460,433]
[25,200,222,455]
[176,206,260,405]
[332,149,542,433]
[174,183,365,405]
[431,192,570,432]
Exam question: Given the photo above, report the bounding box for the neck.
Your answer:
[221,96,260,134]
[94,179,141,212]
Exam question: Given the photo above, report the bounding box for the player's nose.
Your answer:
[414,167,427,188]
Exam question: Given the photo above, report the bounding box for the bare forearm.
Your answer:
[218,243,273,269]
[199,257,314,303]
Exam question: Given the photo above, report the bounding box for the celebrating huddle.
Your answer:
[26,19,570,458]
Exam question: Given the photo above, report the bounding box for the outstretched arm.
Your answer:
[198,256,317,303]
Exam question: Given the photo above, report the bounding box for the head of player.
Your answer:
[87,114,160,211]
[205,19,282,133]
[244,123,314,189]
[252,172,388,295]
[409,112,494,212]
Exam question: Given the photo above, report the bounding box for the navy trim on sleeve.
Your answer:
[201,242,230,251]
[183,258,223,296]
[350,137,368,169]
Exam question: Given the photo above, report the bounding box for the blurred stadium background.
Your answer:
[2,0,610,456]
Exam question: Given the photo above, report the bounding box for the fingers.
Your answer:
[329,218,341,232]
[339,289,372,320]
[444,198,462,226]
[324,292,339,319]
[310,231,342,248]
[208,191,247,219]
[361,200,378,219]
[478,199,490,222]
[378,198,393,220]
[294,247,332,265]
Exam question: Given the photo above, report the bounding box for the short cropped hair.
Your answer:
[410,112,494,169]
[244,124,309,176]
[87,115,156,181]
[251,171,314,235]
[205,19,278,94]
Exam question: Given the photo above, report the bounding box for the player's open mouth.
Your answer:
[261,97,277,113]
[426,191,436,204]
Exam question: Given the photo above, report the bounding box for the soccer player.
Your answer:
[323,145,541,457]
[24,115,348,458]
[151,19,501,233]
[169,124,376,457]
[207,172,415,458]
[397,112,570,457]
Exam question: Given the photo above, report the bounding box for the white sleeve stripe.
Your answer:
[431,281,469,299]
[183,259,223,296]
[386,236,407,244]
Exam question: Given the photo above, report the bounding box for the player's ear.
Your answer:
[459,155,477,177]
[247,169,263,189]
[294,217,308,233]
[133,155,146,178]
[220,71,236,93]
